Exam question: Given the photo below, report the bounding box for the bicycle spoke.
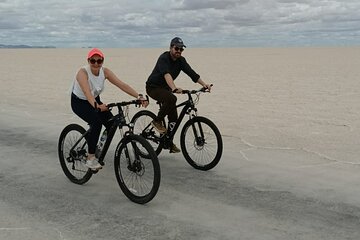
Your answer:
[181,117,223,170]
[114,135,160,204]
[131,110,163,156]
[191,126,215,162]
[119,144,154,195]
[58,124,92,184]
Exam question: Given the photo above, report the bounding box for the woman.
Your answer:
[70,48,147,170]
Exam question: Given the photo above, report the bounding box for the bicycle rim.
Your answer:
[180,117,223,171]
[58,124,92,184]
[114,135,160,204]
[131,110,163,156]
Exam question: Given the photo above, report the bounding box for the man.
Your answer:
[146,37,212,153]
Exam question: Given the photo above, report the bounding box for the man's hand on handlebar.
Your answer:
[204,84,212,92]
[172,88,183,94]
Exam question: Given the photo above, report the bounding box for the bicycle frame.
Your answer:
[99,114,123,160]
[161,92,198,140]
[97,106,134,165]
[69,105,132,165]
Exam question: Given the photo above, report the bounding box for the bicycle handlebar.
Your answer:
[182,84,213,94]
[107,95,149,109]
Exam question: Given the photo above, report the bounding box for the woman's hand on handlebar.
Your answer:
[98,103,109,112]
[138,95,149,108]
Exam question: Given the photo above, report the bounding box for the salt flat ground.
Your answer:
[1,47,360,239]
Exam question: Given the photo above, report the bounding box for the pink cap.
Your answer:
[87,48,104,59]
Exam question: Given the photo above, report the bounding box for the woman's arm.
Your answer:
[76,69,97,107]
[76,68,108,111]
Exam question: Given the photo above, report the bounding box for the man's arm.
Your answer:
[164,73,182,93]
[197,78,212,91]
[181,57,200,83]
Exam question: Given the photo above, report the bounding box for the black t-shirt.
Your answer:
[146,51,200,89]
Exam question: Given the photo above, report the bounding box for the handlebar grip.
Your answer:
[107,103,116,108]
[201,84,213,92]
[205,84,213,89]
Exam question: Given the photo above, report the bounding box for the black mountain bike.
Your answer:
[58,99,160,204]
[131,87,223,171]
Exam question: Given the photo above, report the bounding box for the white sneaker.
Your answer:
[85,159,102,170]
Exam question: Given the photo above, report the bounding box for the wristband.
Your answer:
[172,88,178,93]
[138,94,143,98]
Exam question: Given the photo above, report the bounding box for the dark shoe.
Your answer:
[151,120,167,134]
[169,144,181,153]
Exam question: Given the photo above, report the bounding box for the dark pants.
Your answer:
[146,86,178,123]
[71,94,113,154]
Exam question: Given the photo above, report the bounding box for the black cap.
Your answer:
[170,37,186,48]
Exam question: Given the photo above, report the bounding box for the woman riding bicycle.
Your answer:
[70,48,147,170]
[146,37,212,153]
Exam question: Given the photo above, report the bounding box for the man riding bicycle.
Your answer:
[145,37,212,153]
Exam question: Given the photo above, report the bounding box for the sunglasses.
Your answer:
[89,58,104,64]
[174,46,184,52]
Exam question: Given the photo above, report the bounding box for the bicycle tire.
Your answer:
[58,124,92,184]
[180,116,223,171]
[131,110,163,156]
[114,134,161,204]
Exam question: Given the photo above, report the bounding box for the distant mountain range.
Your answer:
[0,44,56,48]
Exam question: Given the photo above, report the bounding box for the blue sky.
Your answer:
[1,0,360,48]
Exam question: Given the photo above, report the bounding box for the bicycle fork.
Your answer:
[194,122,205,146]
[124,140,144,175]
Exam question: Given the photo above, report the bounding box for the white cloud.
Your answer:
[176,0,245,10]
[0,0,359,47]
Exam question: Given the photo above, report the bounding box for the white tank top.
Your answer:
[71,65,105,100]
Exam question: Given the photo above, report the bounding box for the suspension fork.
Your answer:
[122,136,142,172]
[192,119,205,145]
[187,108,206,145]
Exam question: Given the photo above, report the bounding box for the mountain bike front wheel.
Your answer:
[58,124,92,184]
[114,134,161,204]
[180,116,223,171]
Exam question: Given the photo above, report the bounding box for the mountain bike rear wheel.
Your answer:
[58,124,92,184]
[131,110,163,156]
